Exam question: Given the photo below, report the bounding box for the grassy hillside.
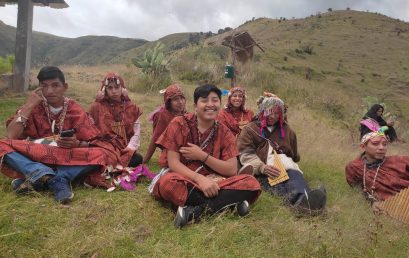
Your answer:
[171,10,409,140]
[0,21,148,66]
[1,10,409,257]
[0,64,409,257]
[112,32,212,64]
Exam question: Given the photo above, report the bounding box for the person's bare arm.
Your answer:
[143,138,157,164]
[179,142,237,177]
[168,150,220,198]
[7,88,44,139]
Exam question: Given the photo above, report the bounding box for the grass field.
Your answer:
[0,64,408,257]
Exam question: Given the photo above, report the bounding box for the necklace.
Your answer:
[43,97,69,134]
[362,161,382,202]
[197,120,217,150]
[109,100,127,143]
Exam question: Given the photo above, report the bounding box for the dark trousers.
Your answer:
[257,169,310,205]
[185,185,258,213]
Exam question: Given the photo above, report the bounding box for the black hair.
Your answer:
[37,66,65,84]
[193,84,221,104]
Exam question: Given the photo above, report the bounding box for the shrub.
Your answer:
[131,43,171,92]
[0,55,14,74]
[132,42,169,80]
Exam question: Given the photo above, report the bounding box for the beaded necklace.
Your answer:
[109,100,128,144]
[43,97,69,135]
[362,159,384,202]
[197,120,218,150]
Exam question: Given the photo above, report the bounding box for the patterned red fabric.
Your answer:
[156,113,239,175]
[0,99,120,181]
[97,72,130,102]
[163,84,184,103]
[151,107,177,143]
[153,173,261,206]
[153,113,260,206]
[218,108,254,137]
[345,155,409,201]
[88,100,142,166]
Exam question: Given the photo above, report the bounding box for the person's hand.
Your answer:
[26,87,44,108]
[263,165,281,178]
[57,135,80,149]
[121,147,135,155]
[179,143,206,161]
[195,174,220,198]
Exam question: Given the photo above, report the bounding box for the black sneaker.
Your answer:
[236,200,250,216]
[47,177,74,204]
[294,188,326,215]
[174,205,203,228]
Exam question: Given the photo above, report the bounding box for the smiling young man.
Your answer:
[0,66,119,203]
[345,128,409,203]
[150,84,261,228]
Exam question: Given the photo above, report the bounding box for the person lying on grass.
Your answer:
[237,92,327,215]
[0,66,119,204]
[149,84,261,228]
[345,127,409,206]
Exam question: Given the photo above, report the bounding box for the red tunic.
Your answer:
[0,99,119,180]
[151,107,177,144]
[88,100,142,166]
[152,113,261,206]
[345,155,409,201]
[218,108,254,137]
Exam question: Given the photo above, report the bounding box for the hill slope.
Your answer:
[188,10,409,138]
[0,20,148,65]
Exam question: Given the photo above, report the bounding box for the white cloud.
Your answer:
[0,0,407,40]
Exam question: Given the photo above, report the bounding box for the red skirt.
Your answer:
[153,172,261,206]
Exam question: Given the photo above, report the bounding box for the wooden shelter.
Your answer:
[0,0,69,92]
[222,31,264,64]
[220,31,264,87]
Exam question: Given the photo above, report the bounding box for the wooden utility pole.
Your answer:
[0,0,69,92]
[13,0,33,92]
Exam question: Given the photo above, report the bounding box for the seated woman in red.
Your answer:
[149,84,261,228]
[143,84,187,164]
[217,86,254,138]
[89,73,143,168]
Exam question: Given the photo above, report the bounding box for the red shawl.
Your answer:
[0,99,119,180]
[345,155,409,201]
[88,100,142,166]
[218,108,254,137]
[156,113,239,175]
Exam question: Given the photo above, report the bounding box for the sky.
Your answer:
[0,0,408,41]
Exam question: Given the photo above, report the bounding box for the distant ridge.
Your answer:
[0,20,148,66]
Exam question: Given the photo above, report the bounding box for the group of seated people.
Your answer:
[0,66,407,228]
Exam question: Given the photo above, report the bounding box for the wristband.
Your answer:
[201,153,210,163]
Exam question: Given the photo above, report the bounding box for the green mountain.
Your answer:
[0,20,148,65]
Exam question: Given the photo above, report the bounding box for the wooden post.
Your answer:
[231,48,236,88]
[13,0,33,92]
